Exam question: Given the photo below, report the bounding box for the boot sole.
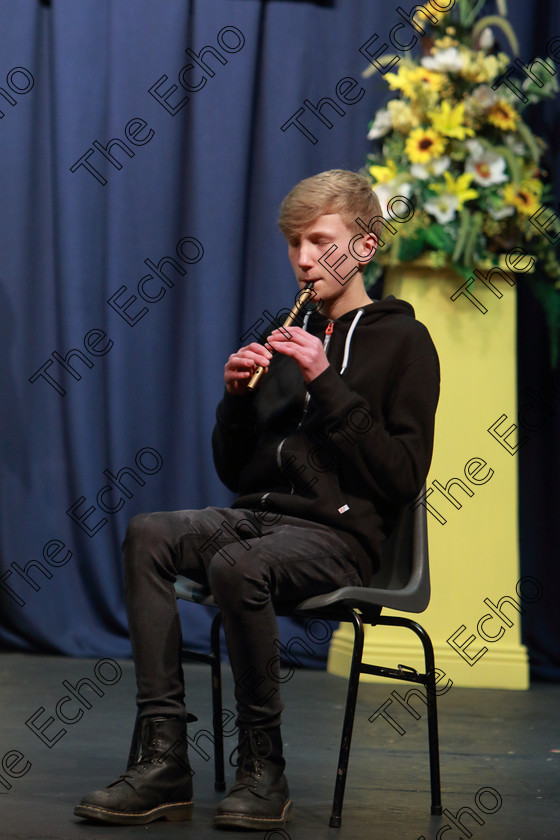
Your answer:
[74,801,193,825]
[213,798,293,830]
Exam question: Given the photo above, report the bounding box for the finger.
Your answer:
[268,326,316,344]
[266,338,303,359]
[267,333,312,352]
[267,330,300,345]
[228,350,270,369]
[226,354,251,370]
[243,342,273,356]
[239,344,273,363]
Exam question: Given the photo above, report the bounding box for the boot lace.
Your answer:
[114,718,185,789]
[228,728,272,789]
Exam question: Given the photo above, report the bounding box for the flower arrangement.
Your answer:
[363,0,560,316]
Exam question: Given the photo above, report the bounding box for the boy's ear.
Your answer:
[349,230,378,263]
[364,233,378,261]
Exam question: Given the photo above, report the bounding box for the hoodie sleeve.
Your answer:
[211,391,258,492]
[305,330,440,505]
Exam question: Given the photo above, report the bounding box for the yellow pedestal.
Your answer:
[327,262,529,689]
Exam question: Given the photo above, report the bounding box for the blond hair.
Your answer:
[278,169,383,243]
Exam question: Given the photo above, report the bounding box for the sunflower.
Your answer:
[503,181,541,215]
[405,127,446,164]
[487,100,518,131]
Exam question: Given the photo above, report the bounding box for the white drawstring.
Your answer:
[302,307,364,374]
[339,309,364,374]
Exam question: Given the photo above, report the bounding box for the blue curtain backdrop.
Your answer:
[0,0,559,678]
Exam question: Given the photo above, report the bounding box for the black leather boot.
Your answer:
[74,716,193,825]
[214,726,292,830]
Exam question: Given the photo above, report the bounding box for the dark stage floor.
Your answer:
[0,653,559,840]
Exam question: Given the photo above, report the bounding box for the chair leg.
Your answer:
[210,611,226,791]
[419,629,443,815]
[329,609,364,828]
[374,616,443,815]
[401,619,442,815]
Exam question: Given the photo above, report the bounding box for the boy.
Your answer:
[74,169,440,830]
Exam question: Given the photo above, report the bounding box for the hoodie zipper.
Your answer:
[297,319,334,431]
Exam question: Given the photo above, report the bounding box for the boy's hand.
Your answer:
[267,326,329,383]
[224,343,273,394]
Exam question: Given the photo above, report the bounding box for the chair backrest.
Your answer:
[293,487,431,618]
[364,489,430,613]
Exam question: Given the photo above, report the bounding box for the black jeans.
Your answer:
[123,506,364,731]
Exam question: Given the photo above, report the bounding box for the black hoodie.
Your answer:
[212,295,440,584]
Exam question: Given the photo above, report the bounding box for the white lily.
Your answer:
[465,149,508,186]
[411,156,451,180]
[422,47,464,73]
[425,193,459,224]
[367,108,392,140]
[373,180,413,219]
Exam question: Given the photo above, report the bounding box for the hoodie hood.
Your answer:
[300,295,416,380]
[307,295,415,328]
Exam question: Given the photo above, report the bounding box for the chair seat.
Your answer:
[174,577,386,624]
[174,577,424,622]
[295,582,429,615]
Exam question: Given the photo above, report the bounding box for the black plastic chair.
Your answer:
[174,491,442,827]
